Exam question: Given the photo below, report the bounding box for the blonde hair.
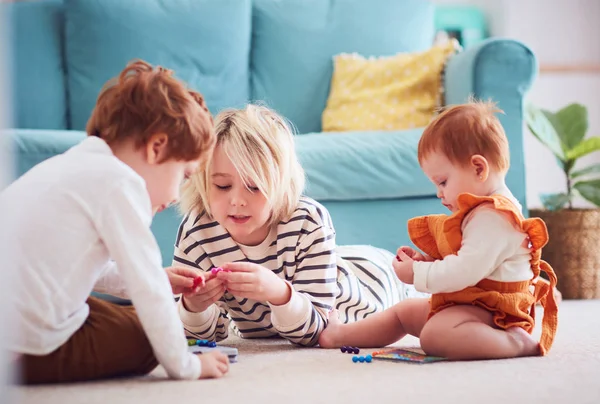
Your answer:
[418,99,510,173]
[179,104,305,225]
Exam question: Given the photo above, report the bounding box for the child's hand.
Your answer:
[217,262,291,305]
[398,246,433,262]
[198,351,230,379]
[393,250,415,284]
[181,276,227,313]
[165,266,204,295]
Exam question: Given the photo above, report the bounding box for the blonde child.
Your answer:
[173,105,406,346]
[319,101,559,360]
[1,60,229,383]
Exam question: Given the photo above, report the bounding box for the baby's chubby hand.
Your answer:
[397,246,433,262]
[393,249,415,285]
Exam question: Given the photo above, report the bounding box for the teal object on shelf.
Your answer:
[435,5,487,48]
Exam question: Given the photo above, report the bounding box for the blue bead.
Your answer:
[352,356,359,363]
[208,341,217,347]
[354,347,360,354]
[358,356,365,362]
[340,346,347,353]
[365,355,372,363]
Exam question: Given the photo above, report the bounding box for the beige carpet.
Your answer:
[9,300,600,404]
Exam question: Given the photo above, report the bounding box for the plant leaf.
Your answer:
[566,136,600,160]
[525,103,566,161]
[539,193,571,211]
[545,103,588,151]
[571,163,600,178]
[573,179,600,207]
[558,157,575,174]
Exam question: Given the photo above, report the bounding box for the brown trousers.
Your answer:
[19,297,159,384]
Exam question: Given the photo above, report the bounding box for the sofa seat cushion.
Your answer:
[64,0,252,130]
[296,129,435,201]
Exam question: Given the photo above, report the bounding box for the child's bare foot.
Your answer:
[506,326,540,357]
[318,309,344,348]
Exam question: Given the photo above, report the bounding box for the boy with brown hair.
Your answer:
[319,100,559,360]
[1,60,229,383]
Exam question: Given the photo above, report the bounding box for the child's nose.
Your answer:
[230,191,246,207]
[436,188,443,199]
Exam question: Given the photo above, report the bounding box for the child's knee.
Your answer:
[419,322,445,356]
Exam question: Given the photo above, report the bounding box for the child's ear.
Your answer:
[470,154,489,181]
[145,133,169,164]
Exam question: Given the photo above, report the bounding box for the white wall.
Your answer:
[434,0,600,208]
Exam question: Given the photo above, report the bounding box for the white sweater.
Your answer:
[1,137,200,380]
[413,187,534,294]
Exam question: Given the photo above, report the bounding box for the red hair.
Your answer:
[86,59,215,162]
[418,99,510,173]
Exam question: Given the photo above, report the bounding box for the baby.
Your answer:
[319,100,559,360]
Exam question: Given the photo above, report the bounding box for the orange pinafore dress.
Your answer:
[407,193,559,355]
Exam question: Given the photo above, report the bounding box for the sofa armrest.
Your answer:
[443,38,537,210]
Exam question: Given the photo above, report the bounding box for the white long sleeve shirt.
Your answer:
[1,137,200,380]
[413,187,534,294]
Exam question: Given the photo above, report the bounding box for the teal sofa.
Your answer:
[2,0,537,267]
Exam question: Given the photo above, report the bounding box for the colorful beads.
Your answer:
[352,354,372,363]
[187,339,216,347]
[340,346,360,354]
[192,276,204,288]
[210,267,231,276]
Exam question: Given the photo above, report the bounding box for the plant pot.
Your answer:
[529,208,600,299]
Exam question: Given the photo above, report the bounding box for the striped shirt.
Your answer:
[174,196,399,346]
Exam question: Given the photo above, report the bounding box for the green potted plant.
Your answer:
[526,102,600,299]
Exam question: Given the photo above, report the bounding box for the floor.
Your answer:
[8,300,600,404]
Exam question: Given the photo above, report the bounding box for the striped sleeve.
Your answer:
[173,215,231,342]
[270,217,337,346]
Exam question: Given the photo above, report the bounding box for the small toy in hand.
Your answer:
[210,267,231,276]
[340,346,360,354]
[372,348,447,364]
[352,354,372,363]
[192,276,205,289]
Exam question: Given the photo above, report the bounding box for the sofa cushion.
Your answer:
[296,129,435,201]
[4,0,68,130]
[322,40,459,132]
[64,0,252,130]
[250,0,435,134]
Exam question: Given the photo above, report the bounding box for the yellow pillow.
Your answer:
[322,39,460,132]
